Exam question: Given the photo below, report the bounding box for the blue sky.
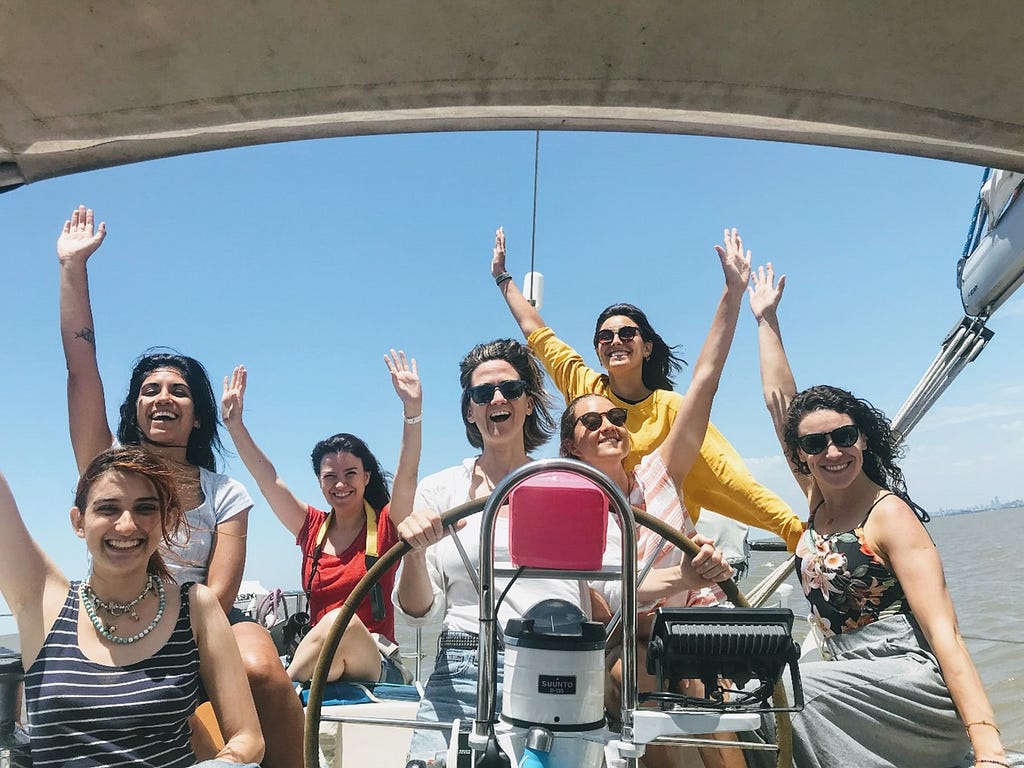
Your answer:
[1,130,1022,621]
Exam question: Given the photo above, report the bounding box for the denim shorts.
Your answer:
[406,647,505,762]
[380,653,411,684]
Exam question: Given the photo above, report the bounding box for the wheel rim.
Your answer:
[300,498,793,767]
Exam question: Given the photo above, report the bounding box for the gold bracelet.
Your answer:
[965,720,1001,735]
[974,760,1009,767]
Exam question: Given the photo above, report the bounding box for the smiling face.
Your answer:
[595,315,653,374]
[562,394,630,468]
[796,409,866,491]
[465,359,534,448]
[72,470,163,574]
[318,451,370,514]
[134,367,197,446]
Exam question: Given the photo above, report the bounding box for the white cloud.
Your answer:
[917,385,1024,428]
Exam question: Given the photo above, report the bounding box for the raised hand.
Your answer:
[57,205,107,266]
[384,349,421,414]
[490,226,507,279]
[221,365,248,426]
[748,262,787,323]
[713,227,752,292]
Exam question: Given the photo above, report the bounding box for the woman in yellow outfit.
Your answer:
[491,226,804,551]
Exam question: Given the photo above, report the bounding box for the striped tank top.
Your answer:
[24,581,200,768]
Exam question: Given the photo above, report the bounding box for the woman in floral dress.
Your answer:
[749,263,1006,768]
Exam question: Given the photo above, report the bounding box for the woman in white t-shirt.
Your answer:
[56,206,303,768]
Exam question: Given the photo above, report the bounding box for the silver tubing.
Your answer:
[448,523,483,597]
[471,458,638,753]
[604,535,669,645]
[414,626,423,682]
[317,714,451,731]
[892,314,993,441]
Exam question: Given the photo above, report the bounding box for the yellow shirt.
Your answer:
[528,326,804,551]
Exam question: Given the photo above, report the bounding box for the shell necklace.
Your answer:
[80,574,166,645]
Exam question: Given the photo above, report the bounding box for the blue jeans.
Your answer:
[381,653,411,684]
[407,648,505,761]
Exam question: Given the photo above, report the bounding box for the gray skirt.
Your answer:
[788,613,969,768]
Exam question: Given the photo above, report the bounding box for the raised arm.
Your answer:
[492,226,545,338]
[658,228,749,489]
[0,471,67,669]
[57,205,114,474]
[748,263,811,494]
[384,349,422,529]
[221,366,308,537]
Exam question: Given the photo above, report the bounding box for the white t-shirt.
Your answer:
[393,458,619,633]
[165,467,253,585]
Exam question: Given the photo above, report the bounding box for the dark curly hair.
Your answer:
[74,446,187,580]
[784,385,929,521]
[458,338,555,453]
[593,303,685,392]
[310,433,392,513]
[117,349,224,472]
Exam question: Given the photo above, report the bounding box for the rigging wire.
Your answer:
[528,130,540,305]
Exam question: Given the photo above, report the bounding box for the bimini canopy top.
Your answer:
[2,2,1023,192]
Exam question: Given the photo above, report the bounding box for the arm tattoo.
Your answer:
[74,327,96,347]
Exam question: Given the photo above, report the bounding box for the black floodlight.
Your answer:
[645,607,803,712]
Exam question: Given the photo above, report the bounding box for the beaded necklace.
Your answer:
[80,574,167,645]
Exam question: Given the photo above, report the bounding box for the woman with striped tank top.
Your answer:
[0,447,263,767]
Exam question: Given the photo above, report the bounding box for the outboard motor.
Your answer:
[501,600,606,767]
[0,647,31,768]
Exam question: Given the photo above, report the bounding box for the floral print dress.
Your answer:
[794,492,908,638]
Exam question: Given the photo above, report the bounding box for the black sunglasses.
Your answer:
[576,407,628,431]
[595,326,641,344]
[797,424,860,455]
[467,379,527,405]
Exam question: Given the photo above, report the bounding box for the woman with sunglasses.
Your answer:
[394,338,623,762]
[0,446,264,767]
[57,206,303,767]
[492,227,805,551]
[220,351,420,685]
[749,264,1006,768]
[557,232,750,768]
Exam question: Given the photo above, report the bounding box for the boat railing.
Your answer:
[0,647,29,768]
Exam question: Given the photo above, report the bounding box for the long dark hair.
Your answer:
[75,446,186,580]
[116,349,223,472]
[310,433,391,512]
[784,385,929,521]
[458,338,555,453]
[593,303,685,391]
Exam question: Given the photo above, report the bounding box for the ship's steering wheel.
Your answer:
[301,497,790,768]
